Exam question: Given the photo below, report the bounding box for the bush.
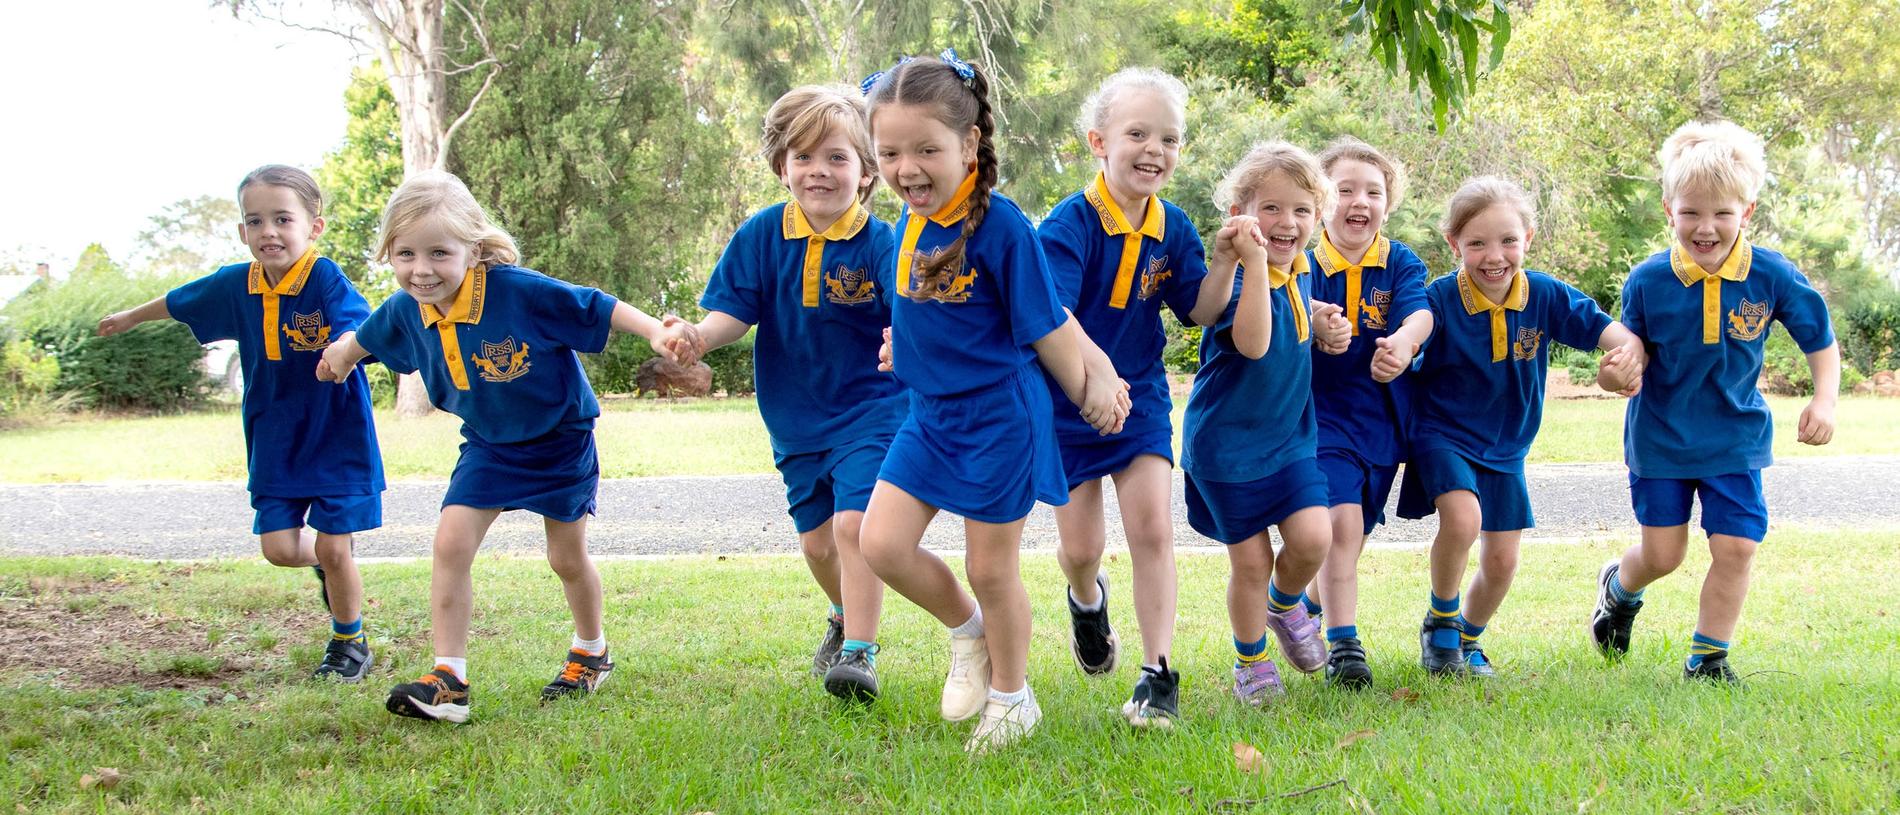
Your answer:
[1838,285,1900,375]
[704,330,756,396]
[1760,325,1814,395]
[0,338,69,421]
[580,327,755,397]
[1163,313,1203,375]
[1549,344,1600,385]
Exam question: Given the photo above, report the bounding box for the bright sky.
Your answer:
[0,2,361,273]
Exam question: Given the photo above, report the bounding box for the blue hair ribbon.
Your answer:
[939,48,974,86]
[859,55,913,96]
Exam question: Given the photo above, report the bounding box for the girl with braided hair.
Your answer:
[858,50,1129,752]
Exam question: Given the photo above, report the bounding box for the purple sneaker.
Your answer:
[1232,660,1285,706]
[1266,605,1327,673]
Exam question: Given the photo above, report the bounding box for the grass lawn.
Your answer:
[3,529,1896,813]
[3,395,1897,483]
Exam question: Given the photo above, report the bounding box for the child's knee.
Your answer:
[799,528,837,562]
[1479,544,1520,577]
[258,536,302,567]
[1638,543,1688,574]
[312,534,354,568]
[1708,535,1758,568]
[1438,509,1481,546]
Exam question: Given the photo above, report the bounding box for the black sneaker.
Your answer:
[386,667,470,723]
[1590,559,1643,658]
[1684,651,1741,684]
[811,614,845,677]
[542,647,614,701]
[1463,643,1496,678]
[1068,572,1120,675]
[822,644,879,702]
[312,564,331,614]
[1419,614,1466,676]
[1121,657,1179,728]
[312,636,373,683]
[1325,637,1373,689]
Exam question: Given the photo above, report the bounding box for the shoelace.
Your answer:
[558,657,592,685]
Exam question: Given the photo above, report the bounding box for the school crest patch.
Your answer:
[1137,255,1172,301]
[1727,299,1770,342]
[1361,288,1391,331]
[282,310,333,352]
[825,264,876,305]
[471,336,532,383]
[904,247,978,304]
[1512,326,1543,361]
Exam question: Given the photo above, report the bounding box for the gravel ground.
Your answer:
[4,456,1897,560]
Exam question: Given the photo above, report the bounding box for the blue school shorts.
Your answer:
[1629,471,1768,541]
[1184,457,1330,545]
[1058,428,1175,492]
[443,425,599,523]
[251,492,382,536]
[1317,447,1398,535]
[878,364,1069,524]
[1396,448,1533,533]
[775,433,894,533]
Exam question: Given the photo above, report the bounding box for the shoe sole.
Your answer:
[1070,629,1120,676]
[823,670,879,703]
[386,692,469,724]
[1121,701,1177,729]
[314,648,374,684]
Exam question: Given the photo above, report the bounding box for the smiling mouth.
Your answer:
[1691,239,1721,253]
[1344,215,1370,229]
[1131,163,1163,179]
[900,183,934,207]
[1474,265,1511,280]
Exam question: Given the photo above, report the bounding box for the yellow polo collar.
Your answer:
[1083,172,1165,310]
[1670,239,1753,345]
[784,201,870,308]
[418,265,487,390]
[1456,267,1528,362]
[1315,230,1391,336]
[247,248,318,361]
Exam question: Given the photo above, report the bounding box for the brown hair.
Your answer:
[1212,141,1329,215]
[865,54,997,294]
[1438,176,1537,240]
[1317,135,1406,215]
[237,164,323,219]
[374,170,520,266]
[763,84,879,203]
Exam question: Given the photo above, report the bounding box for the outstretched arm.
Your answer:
[612,302,706,366]
[1033,317,1127,435]
[97,296,172,336]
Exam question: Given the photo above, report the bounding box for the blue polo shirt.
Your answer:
[165,254,384,498]
[355,264,616,445]
[1412,269,1612,471]
[889,174,1068,399]
[1037,175,1208,443]
[1619,242,1834,478]
[700,200,907,455]
[1306,232,1431,466]
[1181,256,1318,482]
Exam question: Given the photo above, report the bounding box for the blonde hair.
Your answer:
[1212,141,1330,214]
[1659,119,1767,204]
[1439,176,1537,239]
[375,170,519,266]
[1317,135,1406,214]
[1076,67,1189,139]
[238,164,323,219]
[762,84,879,203]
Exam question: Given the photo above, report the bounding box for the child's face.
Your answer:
[779,128,872,230]
[237,184,324,275]
[389,216,474,306]
[1230,171,1318,268]
[1665,187,1755,271]
[871,104,978,219]
[1088,88,1183,204]
[1324,158,1390,252]
[1446,203,1534,300]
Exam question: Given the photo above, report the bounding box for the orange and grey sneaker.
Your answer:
[541,648,614,702]
[385,666,471,724]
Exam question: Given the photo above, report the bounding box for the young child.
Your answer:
[316,170,699,723]
[1036,67,1234,727]
[98,165,383,683]
[1302,137,1434,689]
[858,50,1127,752]
[1181,141,1352,706]
[1590,121,1838,683]
[686,84,905,701]
[1398,176,1643,677]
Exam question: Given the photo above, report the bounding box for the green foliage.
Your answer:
[0,338,66,420]
[704,333,757,396]
[583,331,755,397]
[132,195,248,277]
[1839,285,1900,374]
[1761,325,1816,395]
[1345,0,1512,130]
[1151,0,1335,104]
[315,63,404,301]
[1549,343,1599,385]
[1162,313,1202,375]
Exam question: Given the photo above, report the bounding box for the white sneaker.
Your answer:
[964,687,1042,754]
[940,633,991,721]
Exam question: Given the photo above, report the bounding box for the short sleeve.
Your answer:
[323,271,373,335]
[1775,267,1835,353]
[1036,218,1086,311]
[872,222,899,309]
[1388,249,1430,326]
[356,298,419,375]
[530,275,618,354]
[1547,278,1614,351]
[164,270,239,345]
[1618,271,1647,341]
[700,221,765,325]
[1161,223,1210,324]
[1412,281,1452,372]
[993,215,1068,347]
[1207,271,1245,354]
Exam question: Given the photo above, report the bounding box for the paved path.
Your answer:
[4,457,1897,559]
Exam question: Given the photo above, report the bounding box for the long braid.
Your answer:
[895,57,996,293]
[959,65,998,259]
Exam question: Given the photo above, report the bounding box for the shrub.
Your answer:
[1163,313,1203,375]
[1838,285,1900,375]
[581,327,755,397]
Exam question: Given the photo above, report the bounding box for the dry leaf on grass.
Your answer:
[1335,729,1377,749]
[1233,741,1267,773]
[1391,686,1420,702]
[79,767,124,790]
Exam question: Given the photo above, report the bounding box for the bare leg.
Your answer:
[798,518,843,609]
[544,515,603,643]
[859,481,974,627]
[965,517,1031,693]
[429,506,501,658]
[1111,456,1177,664]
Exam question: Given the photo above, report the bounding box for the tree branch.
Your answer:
[438,63,499,169]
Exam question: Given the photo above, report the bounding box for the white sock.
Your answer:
[988,684,1029,705]
[572,633,606,654]
[1070,582,1105,612]
[1142,663,1164,674]
[434,656,468,683]
[950,608,985,638]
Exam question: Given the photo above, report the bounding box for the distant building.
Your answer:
[0,263,51,309]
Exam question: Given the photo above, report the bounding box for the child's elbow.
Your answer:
[1236,337,1269,360]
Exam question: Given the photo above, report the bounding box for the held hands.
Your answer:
[1797,397,1836,446]
[1217,215,1269,268]
[655,314,706,367]
[877,326,894,373]
[1369,336,1417,383]
[1079,369,1131,436]
[1596,341,1647,397]
[1311,302,1350,355]
[316,341,356,383]
[97,311,137,337]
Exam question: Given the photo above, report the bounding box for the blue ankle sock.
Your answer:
[1608,571,1644,606]
[828,603,844,619]
[1429,593,1462,649]
[1326,625,1358,644]
[1302,593,1323,616]
[331,616,362,641]
[1457,615,1486,645]
[1235,634,1269,667]
[1687,632,1730,668]
[840,639,875,665]
[1267,582,1302,613]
